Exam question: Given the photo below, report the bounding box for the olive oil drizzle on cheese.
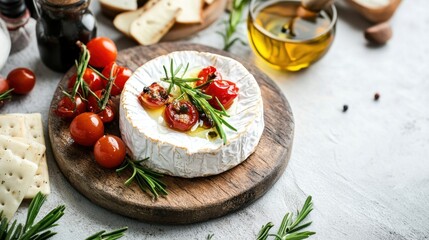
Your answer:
[145,103,218,141]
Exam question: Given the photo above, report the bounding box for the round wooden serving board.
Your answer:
[48,43,294,224]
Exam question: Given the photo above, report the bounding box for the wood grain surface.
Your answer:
[48,43,294,224]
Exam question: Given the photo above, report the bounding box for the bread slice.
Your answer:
[169,0,203,24]
[114,0,160,37]
[130,0,181,45]
[100,0,138,13]
[114,8,144,36]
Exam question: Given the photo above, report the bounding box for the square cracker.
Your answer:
[0,115,28,137]
[0,141,39,220]
[10,113,51,198]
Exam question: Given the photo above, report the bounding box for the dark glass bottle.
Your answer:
[36,0,96,72]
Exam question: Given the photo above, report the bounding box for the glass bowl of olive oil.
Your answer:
[247,0,337,71]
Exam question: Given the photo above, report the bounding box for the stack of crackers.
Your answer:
[0,113,50,220]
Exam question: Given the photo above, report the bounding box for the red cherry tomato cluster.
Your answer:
[0,68,36,108]
[138,66,238,132]
[70,112,126,169]
[55,37,130,122]
[55,37,130,169]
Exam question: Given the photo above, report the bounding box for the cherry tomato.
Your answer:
[67,68,103,92]
[0,78,11,108]
[97,105,115,123]
[87,90,115,123]
[0,78,9,94]
[54,95,87,119]
[93,135,126,169]
[102,62,132,96]
[138,82,169,109]
[70,112,104,146]
[204,80,239,110]
[164,100,199,132]
[7,68,36,94]
[87,37,117,68]
[196,66,222,88]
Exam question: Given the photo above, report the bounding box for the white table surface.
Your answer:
[2,0,429,239]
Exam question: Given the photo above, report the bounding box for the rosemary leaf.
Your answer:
[256,222,274,240]
[85,227,128,240]
[0,88,13,101]
[256,196,315,240]
[116,157,168,200]
[0,192,65,240]
[221,0,250,51]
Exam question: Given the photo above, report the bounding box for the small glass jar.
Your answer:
[0,18,11,71]
[35,0,97,72]
[247,0,337,71]
[0,0,32,53]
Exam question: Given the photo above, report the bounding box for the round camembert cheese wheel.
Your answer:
[119,51,264,178]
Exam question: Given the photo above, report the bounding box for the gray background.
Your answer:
[1,0,429,239]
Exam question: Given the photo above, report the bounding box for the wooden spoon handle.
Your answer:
[301,0,333,12]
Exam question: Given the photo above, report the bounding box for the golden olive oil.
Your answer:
[145,104,216,140]
[247,0,336,71]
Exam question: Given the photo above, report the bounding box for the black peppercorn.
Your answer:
[143,86,150,94]
[374,93,380,101]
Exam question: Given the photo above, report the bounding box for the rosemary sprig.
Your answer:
[160,60,237,144]
[0,89,14,101]
[218,0,250,51]
[61,41,96,105]
[85,227,128,240]
[116,157,168,200]
[98,65,117,111]
[72,42,91,99]
[256,222,274,240]
[0,192,65,240]
[206,233,215,240]
[256,196,315,240]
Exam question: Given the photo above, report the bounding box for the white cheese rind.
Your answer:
[120,51,264,177]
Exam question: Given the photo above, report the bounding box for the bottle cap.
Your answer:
[0,0,26,18]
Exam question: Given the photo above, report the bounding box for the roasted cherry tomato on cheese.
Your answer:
[94,135,126,169]
[205,80,238,110]
[70,112,104,146]
[67,68,103,92]
[87,37,117,68]
[87,90,115,123]
[6,68,36,94]
[54,95,87,119]
[102,62,132,96]
[164,100,199,132]
[196,66,222,88]
[138,82,169,109]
